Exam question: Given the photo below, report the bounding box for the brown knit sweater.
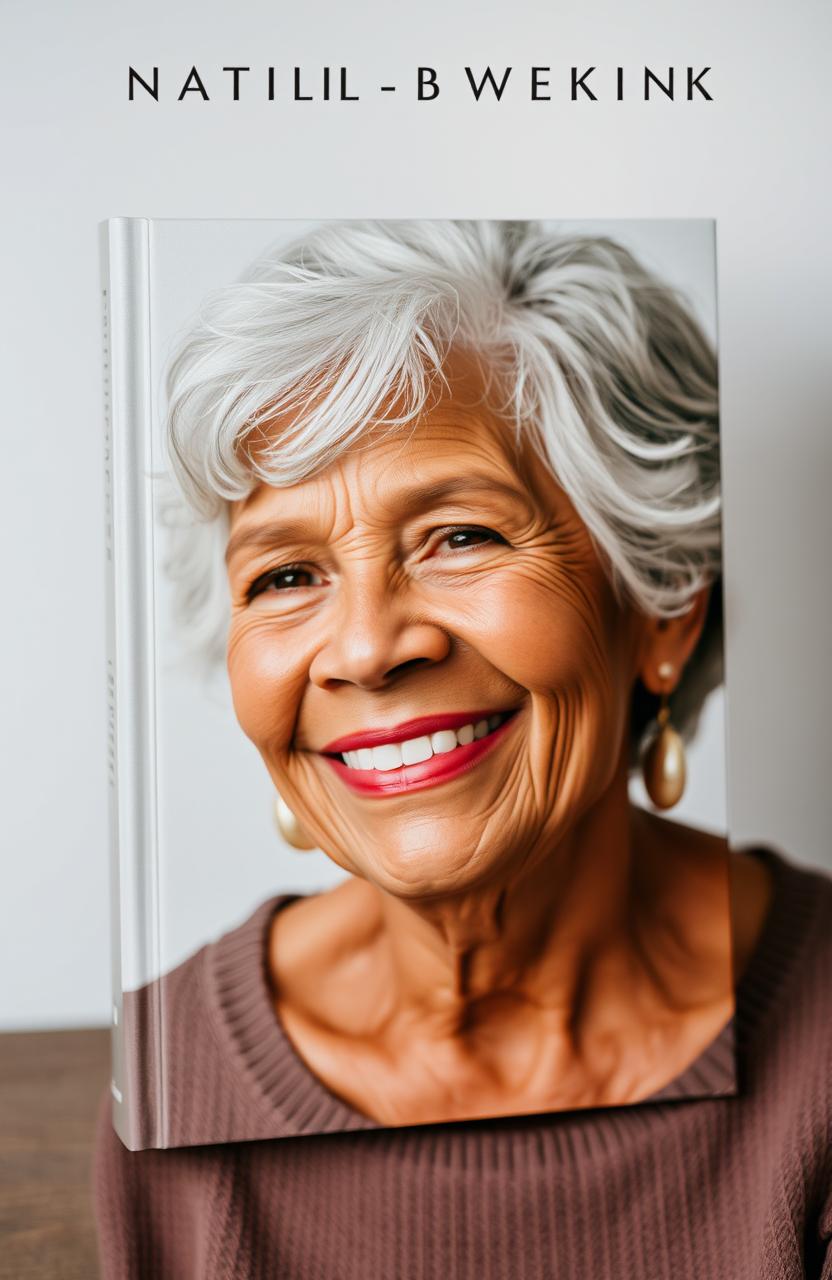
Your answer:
[93,847,832,1278]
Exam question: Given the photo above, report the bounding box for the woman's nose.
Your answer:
[307,581,451,692]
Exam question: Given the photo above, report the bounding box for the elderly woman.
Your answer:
[95,221,832,1279]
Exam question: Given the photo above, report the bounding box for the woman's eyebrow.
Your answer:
[225,519,315,566]
[225,476,531,565]
[399,475,531,512]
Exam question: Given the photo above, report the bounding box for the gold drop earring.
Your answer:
[641,661,687,810]
[273,792,317,850]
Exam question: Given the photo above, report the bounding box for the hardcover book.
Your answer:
[102,217,733,1151]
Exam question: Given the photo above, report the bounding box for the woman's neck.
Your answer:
[373,775,648,1043]
[270,769,737,1119]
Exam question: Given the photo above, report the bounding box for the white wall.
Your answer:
[2,0,830,1028]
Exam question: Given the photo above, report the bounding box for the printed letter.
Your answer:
[418,67,439,100]
[222,66,250,100]
[687,67,712,100]
[571,67,596,100]
[128,67,159,101]
[644,67,674,100]
[465,66,512,101]
[178,67,209,101]
[531,67,550,101]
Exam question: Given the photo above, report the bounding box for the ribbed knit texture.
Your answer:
[94,847,832,1279]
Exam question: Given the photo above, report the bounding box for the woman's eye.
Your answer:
[440,526,505,551]
[248,565,322,599]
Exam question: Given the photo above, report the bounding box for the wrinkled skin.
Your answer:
[224,352,772,1124]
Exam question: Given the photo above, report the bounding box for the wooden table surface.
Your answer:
[0,1028,110,1279]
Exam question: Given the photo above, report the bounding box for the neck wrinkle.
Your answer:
[372,766,642,1044]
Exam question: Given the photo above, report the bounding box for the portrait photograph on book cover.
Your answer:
[103,216,770,1152]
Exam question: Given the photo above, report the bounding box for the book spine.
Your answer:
[101,219,163,1150]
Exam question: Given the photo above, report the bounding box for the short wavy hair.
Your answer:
[163,219,722,756]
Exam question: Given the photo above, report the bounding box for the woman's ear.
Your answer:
[637,584,712,695]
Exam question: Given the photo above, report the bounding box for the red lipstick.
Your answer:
[321,709,520,797]
[322,710,507,755]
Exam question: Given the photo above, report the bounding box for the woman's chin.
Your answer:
[355,837,507,902]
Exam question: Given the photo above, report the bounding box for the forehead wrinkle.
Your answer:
[227,397,546,565]
[226,471,346,565]
[343,410,537,519]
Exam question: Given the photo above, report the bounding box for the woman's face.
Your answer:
[225,353,646,899]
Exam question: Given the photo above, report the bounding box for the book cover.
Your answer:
[103,216,737,1151]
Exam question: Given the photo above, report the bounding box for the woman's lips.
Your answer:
[321,709,512,754]
[321,709,520,796]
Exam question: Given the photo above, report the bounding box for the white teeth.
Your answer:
[372,743,403,771]
[401,735,433,765]
[340,714,510,770]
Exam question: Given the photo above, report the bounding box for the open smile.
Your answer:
[320,709,520,796]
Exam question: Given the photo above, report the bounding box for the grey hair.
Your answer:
[162,219,722,752]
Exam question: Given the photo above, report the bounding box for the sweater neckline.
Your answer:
[207,844,809,1137]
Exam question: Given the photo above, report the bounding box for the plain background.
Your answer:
[1,0,830,1027]
[139,217,725,989]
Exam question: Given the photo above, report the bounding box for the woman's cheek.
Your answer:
[226,618,308,753]
[459,565,617,696]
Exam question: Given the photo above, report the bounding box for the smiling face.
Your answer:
[225,353,646,900]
